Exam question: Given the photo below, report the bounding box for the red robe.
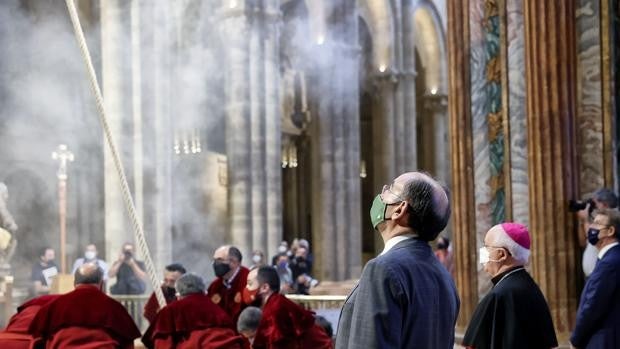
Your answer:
[28,285,141,348]
[207,266,249,322]
[143,293,247,349]
[253,293,333,349]
[0,295,60,349]
[143,287,177,324]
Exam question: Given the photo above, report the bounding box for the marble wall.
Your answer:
[506,0,528,227]
[576,0,605,196]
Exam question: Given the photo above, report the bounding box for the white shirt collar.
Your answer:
[380,234,416,255]
[598,242,619,259]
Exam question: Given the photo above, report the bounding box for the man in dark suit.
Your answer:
[571,208,620,348]
[335,172,459,349]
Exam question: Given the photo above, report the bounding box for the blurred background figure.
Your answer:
[30,247,57,297]
[434,236,454,277]
[71,243,108,281]
[109,243,147,295]
[290,246,319,294]
[271,241,290,266]
[250,250,265,270]
[274,253,294,293]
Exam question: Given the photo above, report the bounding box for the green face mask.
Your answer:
[370,194,389,229]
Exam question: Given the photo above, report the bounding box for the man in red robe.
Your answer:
[28,262,141,348]
[0,295,60,349]
[143,263,186,323]
[243,266,332,349]
[208,245,249,322]
[143,272,247,349]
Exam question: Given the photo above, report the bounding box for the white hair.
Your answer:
[489,227,530,265]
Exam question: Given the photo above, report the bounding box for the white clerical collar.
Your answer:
[598,242,619,260]
[224,266,241,289]
[380,234,417,255]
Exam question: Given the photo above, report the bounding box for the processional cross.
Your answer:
[52,144,74,274]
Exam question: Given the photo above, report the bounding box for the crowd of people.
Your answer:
[1,171,618,348]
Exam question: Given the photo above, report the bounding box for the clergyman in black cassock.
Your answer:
[462,223,558,349]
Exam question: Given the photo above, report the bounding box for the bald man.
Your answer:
[28,263,141,348]
[336,172,459,349]
[208,245,249,322]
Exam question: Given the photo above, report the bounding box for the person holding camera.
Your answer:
[572,188,618,277]
[109,242,147,295]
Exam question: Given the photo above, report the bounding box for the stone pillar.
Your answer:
[101,0,132,264]
[219,3,252,257]
[312,41,362,281]
[249,6,267,256]
[263,1,283,260]
[422,94,449,183]
[524,0,578,343]
[219,1,282,259]
[447,0,478,330]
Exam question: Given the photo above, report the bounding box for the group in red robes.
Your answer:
[0,295,60,349]
[209,246,250,322]
[143,273,248,349]
[28,263,141,349]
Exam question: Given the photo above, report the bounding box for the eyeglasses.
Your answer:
[381,184,406,204]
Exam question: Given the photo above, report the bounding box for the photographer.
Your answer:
[109,242,147,295]
[572,188,618,277]
[290,246,319,294]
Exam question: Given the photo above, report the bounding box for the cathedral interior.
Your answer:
[0,0,618,344]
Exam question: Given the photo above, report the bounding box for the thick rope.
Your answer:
[64,0,166,308]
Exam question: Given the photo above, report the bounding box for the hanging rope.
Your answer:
[64,0,166,308]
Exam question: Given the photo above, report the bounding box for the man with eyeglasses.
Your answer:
[336,172,459,349]
[571,208,620,349]
[463,223,557,349]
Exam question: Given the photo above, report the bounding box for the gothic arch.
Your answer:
[357,0,395,71]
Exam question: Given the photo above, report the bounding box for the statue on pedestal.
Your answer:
[0,182,18,270]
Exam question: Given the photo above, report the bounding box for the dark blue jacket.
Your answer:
[335,238,460,349]
[571,244,620,348]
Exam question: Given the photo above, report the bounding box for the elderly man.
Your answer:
[336,172,459,349]
[143,263,186,323]
[28,263,141,348]
[208,245,249,322]
[571,208,620,348]
[244,266,332,349]
[142,272,245,349]
[237,306,262,346]
[463,223,557,349]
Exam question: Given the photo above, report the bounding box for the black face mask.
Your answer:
[163,286,176,298]
[213,261,231,278]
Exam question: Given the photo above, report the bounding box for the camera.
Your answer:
[568,198,596,214]
[123,250,133,260]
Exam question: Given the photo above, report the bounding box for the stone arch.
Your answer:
[411,0,447,94]
[357,0,395,72]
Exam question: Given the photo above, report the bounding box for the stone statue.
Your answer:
[0,182,18,268]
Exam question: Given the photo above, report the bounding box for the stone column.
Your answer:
[219,3,253,258]
[447,0,478,330]
[524,0,578,343]
[422,94,449,184]
[249,6,267,256]
[263,1,283,259]
[101,0,132,264]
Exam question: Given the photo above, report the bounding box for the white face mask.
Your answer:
[252,255,261,264]
[85,251,96,260]
[479,247,490,265]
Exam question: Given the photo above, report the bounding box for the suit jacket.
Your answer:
[571,244,620,348]
[336,238,459,349]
